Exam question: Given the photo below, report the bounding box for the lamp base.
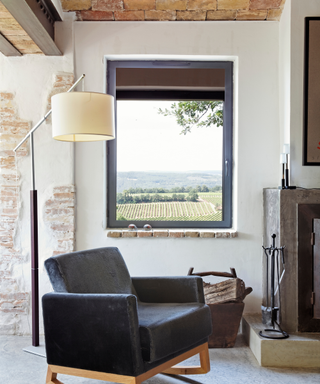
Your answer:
[23,344,46,358]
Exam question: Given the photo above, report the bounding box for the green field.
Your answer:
[199,193,223,207]
[117,193,222,222]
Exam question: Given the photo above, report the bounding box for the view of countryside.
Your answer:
[116,100,224,223]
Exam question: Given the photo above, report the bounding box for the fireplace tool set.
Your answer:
[260,234,289,339]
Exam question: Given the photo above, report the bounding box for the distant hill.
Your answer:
[117,171,222,192]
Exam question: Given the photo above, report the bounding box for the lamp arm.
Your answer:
[13,74,85,152]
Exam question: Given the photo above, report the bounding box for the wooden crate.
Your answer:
[208,302,244,348]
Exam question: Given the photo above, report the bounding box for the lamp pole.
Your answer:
[14,75,85,347]
[30,132,39,346]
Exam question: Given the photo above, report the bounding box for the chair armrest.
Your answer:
[42,292,144,376]
[132,276,205,303]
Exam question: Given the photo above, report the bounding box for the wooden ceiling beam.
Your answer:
[0,31,21,56]
[1,0,61,56]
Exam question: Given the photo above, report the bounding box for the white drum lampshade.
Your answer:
[52,92,115,142]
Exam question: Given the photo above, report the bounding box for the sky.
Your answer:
[117,100,223,172]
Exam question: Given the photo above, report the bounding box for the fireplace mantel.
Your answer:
[263,188,320,333]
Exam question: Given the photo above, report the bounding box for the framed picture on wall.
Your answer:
[304,17,320,165]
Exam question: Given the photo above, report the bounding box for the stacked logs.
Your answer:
[188,267,252,304]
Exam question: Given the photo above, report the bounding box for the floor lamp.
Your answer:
[13,74,115,349]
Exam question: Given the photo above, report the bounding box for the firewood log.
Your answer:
[203,278,246,304]
[187,266,252,304]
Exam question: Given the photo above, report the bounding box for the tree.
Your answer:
[187,191,198,202]
[176,194,185,201]
[158,101,223,135]
[143,194,151,203]
[117,193,123,204]
[211,186,222,192]
[151,194,162,202]
[133,195,142,204]
[170,187,180,193]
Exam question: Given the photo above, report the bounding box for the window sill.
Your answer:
[107,230,238,238]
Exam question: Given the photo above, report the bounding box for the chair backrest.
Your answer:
[45,247,133,294]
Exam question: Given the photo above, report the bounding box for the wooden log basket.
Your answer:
[188,267,253,348]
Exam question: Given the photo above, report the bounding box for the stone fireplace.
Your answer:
[263,188,320,333]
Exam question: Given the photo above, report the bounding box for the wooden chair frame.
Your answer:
[46,342,210,384]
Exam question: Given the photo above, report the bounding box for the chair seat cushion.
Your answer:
[137,302,212,363]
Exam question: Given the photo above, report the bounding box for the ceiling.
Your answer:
[0,0,61,56]
[0,2,42,55]
[0,0,286,56]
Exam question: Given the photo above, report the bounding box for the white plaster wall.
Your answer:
[74,21,280,313]
[290,0,320,187]
[279,0,291,150]
[0,14,74,334]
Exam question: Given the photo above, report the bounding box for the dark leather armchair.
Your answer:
[43,247,212,384]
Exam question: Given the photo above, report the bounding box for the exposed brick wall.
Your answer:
[43,73,76,256]
[0,92,29,334]
[0,72,76,334]
[44,185,76,256]
[62,0,286,21]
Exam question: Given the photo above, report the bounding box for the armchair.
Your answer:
[43,247,212,384]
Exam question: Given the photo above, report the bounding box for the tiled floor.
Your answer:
[1,335,320,384]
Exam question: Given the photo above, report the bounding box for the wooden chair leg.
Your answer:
[44,343,210,384]
[46,366,64,384]
[47,364,138,384]
[199,344,210,373]
[163,343,210,375]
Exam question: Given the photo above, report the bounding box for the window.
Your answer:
[107,61,233,229]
